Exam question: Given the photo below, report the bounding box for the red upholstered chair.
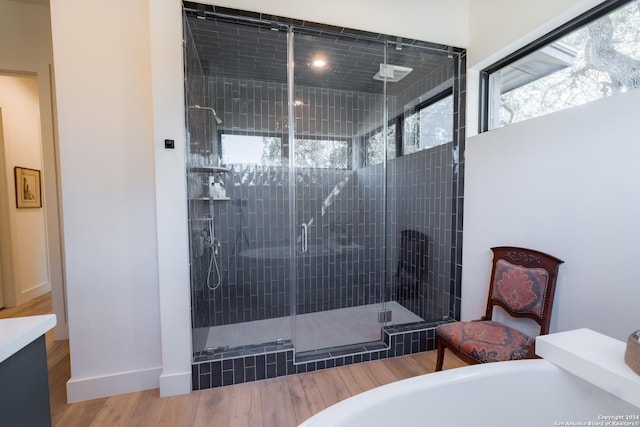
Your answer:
[435,246,563,371]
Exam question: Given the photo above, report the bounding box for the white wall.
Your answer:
[0,74,50,305]
[207,0,470,48]
[462,0,640,342]
[50,0,162,402]
[467,0,603,68]
[148,0,192,397]
[463,88,640,341]
[0,0,66,339]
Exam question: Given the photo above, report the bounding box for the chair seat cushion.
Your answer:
[436,321,535,363]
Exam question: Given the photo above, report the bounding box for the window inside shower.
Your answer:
[184,3,465,365]
[220,135,283,166]
[403,89,454,155]
[220,134,351,169]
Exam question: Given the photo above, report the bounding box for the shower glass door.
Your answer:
[186,13,295,357]
[186,4,453,362]
[290,29,390,353]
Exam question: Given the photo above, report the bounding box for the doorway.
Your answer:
[0,72,66,338]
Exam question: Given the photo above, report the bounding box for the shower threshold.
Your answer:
[192,311,444,389]
[194,301,423,356]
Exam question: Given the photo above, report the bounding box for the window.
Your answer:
[364,124,396,166]
[221,134,283,166]
[221,134,351,169]
[362,89,453,167]
[295,138,351,169]
[404,91,453,155]
[482,0,640,131]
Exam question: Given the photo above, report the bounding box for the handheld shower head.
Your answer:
[188,105,223,125]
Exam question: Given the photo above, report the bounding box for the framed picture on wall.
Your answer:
[14,166,42,209]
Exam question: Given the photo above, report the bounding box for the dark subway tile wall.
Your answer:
[192,324,438,391]
[193,348,296,390]
[189,164,390,328]
[188,82,463,328]
[390,143,454,322]
[391,60,456,120]
[184,9,452,95]
[209,76,385,138]
[190,77,389,328]
[354,141,455,323]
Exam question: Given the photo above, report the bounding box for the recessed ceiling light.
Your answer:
[312,59,326,68]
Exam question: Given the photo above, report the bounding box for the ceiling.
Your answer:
[184,7,456,95]
[9,0,456,95]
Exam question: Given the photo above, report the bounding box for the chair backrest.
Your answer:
[484,246,564,335]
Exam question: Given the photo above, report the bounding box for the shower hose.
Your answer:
[206,219,222,291]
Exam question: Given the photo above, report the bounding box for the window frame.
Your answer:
[479,0,634,133]
[361,86,455,167]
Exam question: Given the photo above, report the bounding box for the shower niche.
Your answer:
[184,2,466,390]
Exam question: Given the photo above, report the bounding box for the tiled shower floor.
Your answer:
[193,301,423,354]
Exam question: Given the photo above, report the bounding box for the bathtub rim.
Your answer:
[298,358,636,427]
[299,359,546,426]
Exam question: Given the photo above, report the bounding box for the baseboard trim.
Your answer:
[66,366,161,403]
[159,370,192,397]
[17,281,51,306]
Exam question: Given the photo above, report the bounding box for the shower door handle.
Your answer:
[300,223,308,253]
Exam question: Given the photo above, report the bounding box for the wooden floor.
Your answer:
[0,293,467,427]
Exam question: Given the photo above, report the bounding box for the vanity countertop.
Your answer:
[0,314,57,363]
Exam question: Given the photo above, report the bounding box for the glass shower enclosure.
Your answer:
[184,3,463,374]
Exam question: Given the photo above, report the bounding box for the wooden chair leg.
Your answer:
[435,338,445,372]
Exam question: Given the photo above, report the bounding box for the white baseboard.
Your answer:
[17,281,51,306]
[66,366,162,403]
[159,370,192,397]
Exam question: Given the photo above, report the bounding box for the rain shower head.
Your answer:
[373,64,413,82]
[188,105,223,125]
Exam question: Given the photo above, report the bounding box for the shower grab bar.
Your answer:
[300,223,308,253]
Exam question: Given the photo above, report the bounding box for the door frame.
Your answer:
[0,70,67,339]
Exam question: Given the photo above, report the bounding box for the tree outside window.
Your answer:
[493,0,640,128]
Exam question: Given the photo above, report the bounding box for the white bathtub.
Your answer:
[300,329,640,427]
